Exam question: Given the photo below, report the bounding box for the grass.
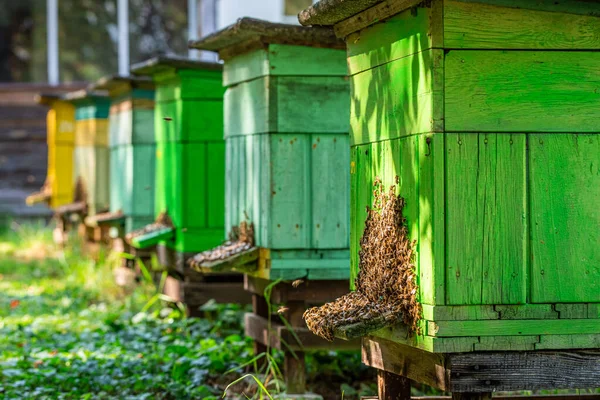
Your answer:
[0,221,376,399]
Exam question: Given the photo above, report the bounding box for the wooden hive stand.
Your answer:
[298,0,600,398]
[128,56,250,313]
[190,18,359,397]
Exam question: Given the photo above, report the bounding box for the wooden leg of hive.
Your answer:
[284,300,306,395]
[377,370,411,400]
[451,393,492,400]
[252,293,269,367]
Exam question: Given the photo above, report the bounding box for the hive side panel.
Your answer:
[183,100,223,142]
[445,51,600,132]
[132,108,155,144]
[445,133,527,305]
[223,49,270,86]
[224,78,272,137]
[311,134,350,249]
[182,143,207,230]
[131,144,156,218]
[530,134,600,303]
[51,144,75,207]
[54,102,76,144]
[154,100,182,142]
[269,134,311,249]
[94,146,110,214]
[444,0,600,50]
[154,141,177,220]
[268,45,348,77]
[110,107,132,146]
[350,50,435,146]
[109,145,129,214]
[276,76,350,134]
[179,70,225,100]
[346,5,433,75]
[206,142,225,229]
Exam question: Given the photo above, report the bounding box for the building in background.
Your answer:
[0,0,313,222]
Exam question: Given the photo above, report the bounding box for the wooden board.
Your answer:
[529,134,600,303]
[445,51,600,132]
[73,146,110,215]
[445,133,527,305]
[172,227,227,253]
[346,5,432,75]
[428,319,600,337]
[153,69,224,103]
[350,49,441,146]
[155,99,223,142]
[223,44,347,86]
[445,0,600,50]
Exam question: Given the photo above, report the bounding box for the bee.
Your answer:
[292,279,304,288]
[277,306,288,314]
[163,116,173,122]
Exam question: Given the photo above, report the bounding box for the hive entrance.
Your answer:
[126,211,174,241]
[304,178,420,341]
[188,221,256,270]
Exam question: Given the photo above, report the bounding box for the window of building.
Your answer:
[0,0,47,82]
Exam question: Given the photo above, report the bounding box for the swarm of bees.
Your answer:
[188,221,255,268]
[304,177,421,341]
[125,211,174,241]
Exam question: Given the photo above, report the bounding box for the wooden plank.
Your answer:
[268,44,347,77]
[132,107,156,144]
[421,305,498,321]
[310,134,350,249]
[269,134,311,249]
[428,319,600,337]
[495,305,558,320]
[445,133,527,305]
[224,77,272,137]
[350,50,435,146]
[131,144,155,218]
[173,227,224,253]
[206,142,225,229]
[418,134,445,305]
[555,304,588,319]
[346,5,432,75]
[191,247,259,274]
[458,0,600,16]
[536,334,600,350]
[448,349,600,392]
[445,51,600,132]
[530,135,600,303]
[130,227,175,249]
[222,48,270,86]
[334,0,424,39]
[362,336,450,391]
[474,336,540,351]
[373,323,478,353]
[445,0,600,50]
[182,143,207,229]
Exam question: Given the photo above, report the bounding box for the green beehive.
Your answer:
[190,18,351,282]
[298,0,600,356]
[128,57,225,257]
[64,90,111,218]
[88,76,156,234]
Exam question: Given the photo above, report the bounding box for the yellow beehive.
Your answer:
[27,94,76,209]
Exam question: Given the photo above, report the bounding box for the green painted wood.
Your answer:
[109,107,133,147]
[224,76,349,137]
[530,134,600,303]
[555,304,589,319]
[182,143,207,229]
[373,324,479,353]
[474,336,540,351]
[421,305,499,321]
[74,146,110,215]
[131,144,155,217]
[131,227,175,249]
[458,0,600,17]
[350,49,437,146]
[109,145,130,213]
[154,69,224,102]
[223,44,348,86]
[311,134,350,249]
[445,51,600,132]
[445,0,600,50]
[155,100,223,142]
[74,102,110,120]
[428,319,600,337]
[495,305,558,320]
[307,268,351,280]
[132,107,155,144]
[126,216,154,233]
[445,133,527,305]
[346,5,432,76]
[207,142,225,228]
[535,334,600,350]
[172,228,224,253]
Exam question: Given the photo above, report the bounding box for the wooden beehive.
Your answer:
[190,18,351,282]
[299,0,600,353]
[91,76,156,233]
[64,90,111,217]
[26,94,76,209]
[129,57,225,253]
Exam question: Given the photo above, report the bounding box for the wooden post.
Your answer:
[252,294,269,360]
[284,300,306,394]
[377,370,411,400]
[452,393,492,400]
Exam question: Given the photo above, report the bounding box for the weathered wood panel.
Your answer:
[530,134,600,303]
[350,49,439,146]
[445,51,600,132]
[445,133,527,305]
[445,0,600,50]
[346,5,432,75]
[155,100,223,142]
[207,142,225,229]
[74,146,110,215]
[182,143,207,229]
[132,108,156,144]
[310,134,349,249]
[428,319,600,337]
[131,144,155,218]
[154,70,224,102]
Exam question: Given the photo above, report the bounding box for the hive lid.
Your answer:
[35,93,63,106]
[189,17,343,59]
[130,56,222,77]
[298,0,383,27]
[62,89,109,103]
[90,75,155,93]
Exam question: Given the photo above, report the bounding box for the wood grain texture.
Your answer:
[445,51,600,132]
[535,334,600,350]
[445,0,600,50]
[350,49,440,146]
[422,305,498,321]
[530,134,600,303]
[445,133,527,305]
[428,319,600,337]
[474,335,540,351]
[346,5,432,75]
